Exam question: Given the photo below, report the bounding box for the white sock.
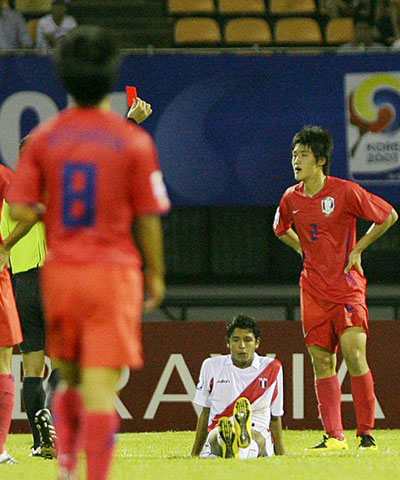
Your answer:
[239,439,259,459]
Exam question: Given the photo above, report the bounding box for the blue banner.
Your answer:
[1,52,399,206]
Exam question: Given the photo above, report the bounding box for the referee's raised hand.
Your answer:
[127,98,152,124]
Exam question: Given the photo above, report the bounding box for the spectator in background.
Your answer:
[0,0,32,48]
[320,0,372,19]
[375,0,396,45]
[390,0,400,45]
[338,14,385,50]
[36,0,76,50]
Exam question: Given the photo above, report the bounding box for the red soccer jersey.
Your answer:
[6,107,170,266]
[0,164,13,201]
[0,164,14,237]
[273,176,394,304]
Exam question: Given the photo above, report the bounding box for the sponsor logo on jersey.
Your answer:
[217,379,231,384]
[321,196,335,216]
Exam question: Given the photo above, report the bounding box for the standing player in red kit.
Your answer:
[0,164,23,465]
[7,26,170,480]
[273,126,397,451]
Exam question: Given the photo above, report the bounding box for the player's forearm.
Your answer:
[353,209,398,254]
[2,221,35,250]
[190,408,210,456]
[9,204,42,225]
[270,416,286,455]
[277,229,303,256]
[133,214,165,275]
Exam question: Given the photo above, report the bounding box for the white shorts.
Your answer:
[200,426,274,459]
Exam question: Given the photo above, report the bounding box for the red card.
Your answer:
[126,86,138,106]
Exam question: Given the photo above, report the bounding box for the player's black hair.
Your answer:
[226,314,261,341]
[54,26,120,107]
[291,125,333,175]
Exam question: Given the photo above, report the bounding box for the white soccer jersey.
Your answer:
[194,353,284,432]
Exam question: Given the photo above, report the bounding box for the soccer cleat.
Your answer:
[308,435,349,450]
[29,446,42,457]
[358,433,378,450]
[218,417,239,458]
[0,450,16,464]
[233,397,252,448]
[35,408,57,459]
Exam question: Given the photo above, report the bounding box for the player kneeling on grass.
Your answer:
[190,314,286,459]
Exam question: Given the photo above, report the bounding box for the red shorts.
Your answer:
[0,268,23,347]
[301,288,369,353]
[41,262,144,369]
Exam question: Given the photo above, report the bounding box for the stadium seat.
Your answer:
[274,17,322,44]
[218,0,266,15]
[325,17,354,44]
[168,0,215,15]
[224,18,272,44]
[269,0,316,15]
[27,18,40,44]
[15,0,51,15]
[174,17,222,44]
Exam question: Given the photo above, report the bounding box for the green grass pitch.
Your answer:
[2,429,399,479]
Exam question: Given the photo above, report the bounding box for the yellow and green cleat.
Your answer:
[218,417,239,458]
[233,397,252,448]
[307,435,349,451]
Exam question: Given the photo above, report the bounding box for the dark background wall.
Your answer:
[162,205,400,285]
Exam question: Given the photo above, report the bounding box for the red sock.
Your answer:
[315,375,344,440]
[0,374,14,454]
[53,389,84,472]
[351,370,375,436]
[85,411,120,480]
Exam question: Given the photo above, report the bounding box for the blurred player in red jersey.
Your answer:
[0,163,23,465]
[273,126,398,451]
[0,87,153,460]
[6,26,170,480]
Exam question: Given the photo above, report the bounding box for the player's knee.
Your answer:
[80,368,120,412]
[343,353,369,376]
[80,384,115,411]
[22,351,45,377]
[0,346,13,374]
[309,348,334,374]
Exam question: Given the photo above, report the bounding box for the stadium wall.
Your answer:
[10,321,400,432]
[1,53,400,284]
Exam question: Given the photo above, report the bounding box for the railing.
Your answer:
[0,45,396,56]
[160,290,400,321]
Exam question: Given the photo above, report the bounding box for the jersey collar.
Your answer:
[226,352,260,369]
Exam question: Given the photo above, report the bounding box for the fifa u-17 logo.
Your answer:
[321,196,335,216]
[259,377,268,388]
